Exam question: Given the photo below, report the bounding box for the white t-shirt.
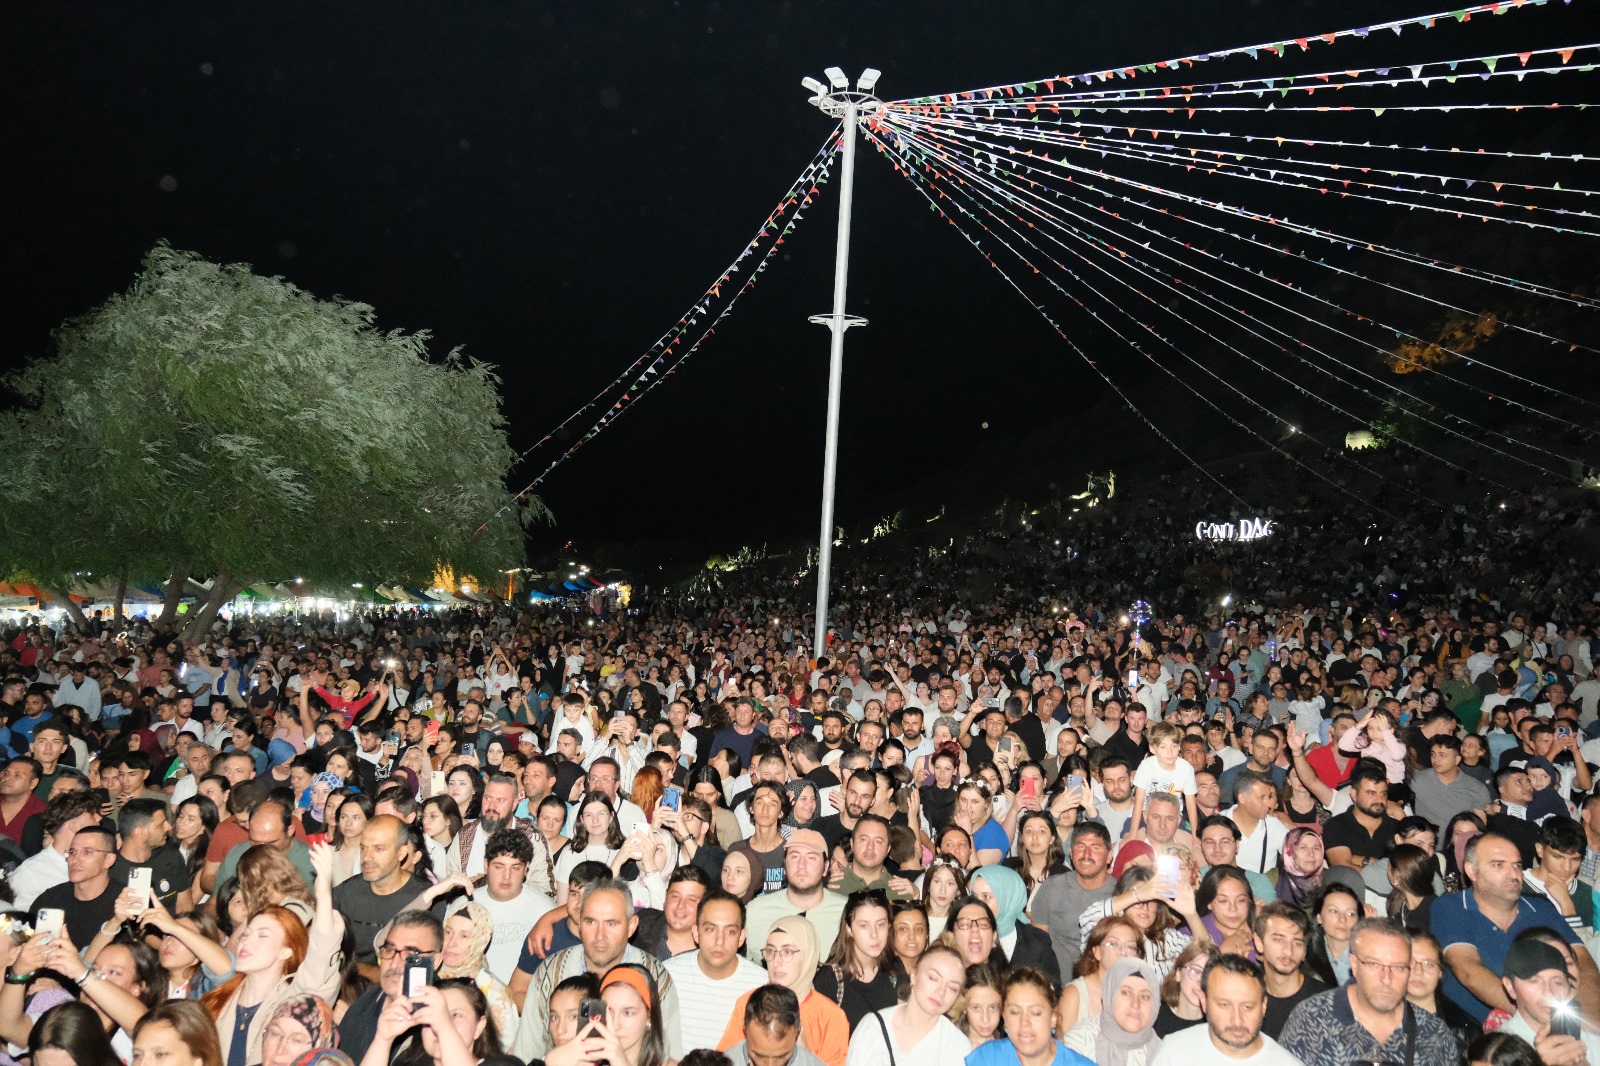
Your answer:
[1134,756,1197,801]
[663,951,770,1054]
[1224,807,1290,875]
[449,882,555,985]
[846,1005,971,1066]
[1149,1016,1303,1066]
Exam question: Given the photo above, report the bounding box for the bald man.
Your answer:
[332,814,444,978]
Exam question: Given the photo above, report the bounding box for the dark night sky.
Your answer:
[3,2,1593,564]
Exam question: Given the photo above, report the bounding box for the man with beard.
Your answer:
[1279,920,1457,1066]
[1252,903,1329,1039]
[1150,955,1302,1066]
[1033,822,1114,977]
[1322,763,1400,871]
[455,771,555,895]
[818,710,849,755]
[1096,755,1137,842]
[813,767,874,852]
[743,829,847,961]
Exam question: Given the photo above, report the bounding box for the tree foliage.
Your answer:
[0,243,541,629]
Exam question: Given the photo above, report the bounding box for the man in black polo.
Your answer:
[1322,761,1399,871]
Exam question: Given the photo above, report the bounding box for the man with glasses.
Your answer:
[9,789,101,912]
[1279,918,1457,1066]
[744,829,847,962]
[335,910,444,1064]
[30,824,124,948]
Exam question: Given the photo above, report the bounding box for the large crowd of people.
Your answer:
[0,519,1598,1066]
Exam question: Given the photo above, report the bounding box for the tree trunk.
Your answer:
[156,565,191,630]
[41,587,91,631]
[113,572,128,632]
[179,573,246,638]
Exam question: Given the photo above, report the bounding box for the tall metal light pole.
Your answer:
[803,66,880,664]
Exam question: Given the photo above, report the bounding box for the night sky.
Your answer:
[3,2,1593,566]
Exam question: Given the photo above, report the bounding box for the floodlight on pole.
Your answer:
[802,67,881,664]
[801,76,827,98]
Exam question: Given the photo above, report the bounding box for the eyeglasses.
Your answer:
[953,918,994,933]
[762,946,800,962]
[1182,963,1207,980]
[66,848,111,859]
[1410,959,1440,975]
[263,1026,312,1049]
[378,944,437,961]
[1354,956,1413,978]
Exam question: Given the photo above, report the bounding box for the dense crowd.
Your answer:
[0,539,1598,1066]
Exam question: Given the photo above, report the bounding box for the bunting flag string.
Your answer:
[894,0,1568,107]
[482,130,840,526]
[878,110,1600,413]
[865,122,1555,498]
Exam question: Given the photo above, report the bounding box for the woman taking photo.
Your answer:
[139,896,234,1001]
[556,963,672,1066]
[1058,917,1141,1031]
[971,866,1061,982]
[133,1001,226,1066]
[364,978,510,1066]
[18,929,167,1061]
[554,794,625,905]
[966,967,1091,1066]
[438,905,520,1052]
[921,859,968,939]
[717,915,849,1066]
[1061,958,1163,1066]
[1153,941,1219,1037]
[845,945,971,1064]
[330,792,374,884]
[1074,865,1199,979]
[814,890,900,1031]
[202,842,346,1066]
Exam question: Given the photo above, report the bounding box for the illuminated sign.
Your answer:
[1195,517,1274,542]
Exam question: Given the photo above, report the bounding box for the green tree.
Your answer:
[0,242,543,633]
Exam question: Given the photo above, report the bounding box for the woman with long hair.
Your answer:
[365,978,502,1066]
[1195,866,1256,961]
[814,890,900,1032]
[28,1000,121,1066]
[535,795,570,857]
[1303,882,1361,987]
[1058,916,1141,1031]
[259,994,337,1066]
[1075,865,1199,980]
[956,963,1006,1049]
[1005,811,1068,910]
[844,944,970,1064]
[717,915,849,1066]
[134,1001,225,1066]
[421,795,465,880]
[554,793,625,905]
[329,792,374,884]
[688,766,740,849]
[1153,940,1219,1036]
[1441,812,1486,893]
[235,846,315,924]
[1406,929,1480,1056]
[201,842,346,1066]
[23,929,167,1060]
[920,859,968,939]
[718,849,760,906]
[176,796,221,887]
[445,766,483,823]
[1060,958,1163,1066]
[1387,844,1440,930]
[971,865,1061,982]
[437,904,520,1052]
[139,897,233,1000]
[1274,829,1325,909]
[629,767,665,822]
[575,964,672,1066]
[889,902,930,977]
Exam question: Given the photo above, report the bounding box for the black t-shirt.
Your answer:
[1262,975,1331,1039]
[336,987,387,1066]
[1010,714,1047,764]
[814,814,854,852]
[332,874,443,965]
[813,962,900,1032]
[1322,810,1400,862]
[33,877,126,949]
[112,844,193,910]
[1101,727,1150,767]
[804,765,841,790]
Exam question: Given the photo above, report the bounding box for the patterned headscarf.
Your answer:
[266,993,337,1051]
[308,772,343,818]
[291,1053,353,1066]
[1276,827,1325,909]
[438,903,494,980]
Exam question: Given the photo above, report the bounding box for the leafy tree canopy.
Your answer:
[0,242,542,630]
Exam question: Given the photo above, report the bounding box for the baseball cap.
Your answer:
[785,829,828,856]
[1504,939,1568,981]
